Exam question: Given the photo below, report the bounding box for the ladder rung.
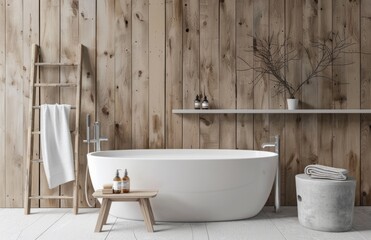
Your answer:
[31,159,43,163]
[34,63,77,66]
[32,130,76,134]
[29,195,74,200]
[33,106,76,109]
[34,83,77,87]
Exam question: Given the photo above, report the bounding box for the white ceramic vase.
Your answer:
[287,98,298,110]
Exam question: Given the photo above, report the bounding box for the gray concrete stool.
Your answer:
[295,174,356,232]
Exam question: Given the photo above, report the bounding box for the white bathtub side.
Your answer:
[88,150,278,222]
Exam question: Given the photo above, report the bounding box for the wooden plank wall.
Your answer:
[0,0,6,207]
[0,0,371,208]
[23,0,40,209]
[199,0,219,149]
[5,0,24,207]
[60,0,79,208]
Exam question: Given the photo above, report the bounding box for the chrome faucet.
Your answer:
[261,135,280,213]
[93,121,108,151]
[83,114,108,152]
[83,115,108,208]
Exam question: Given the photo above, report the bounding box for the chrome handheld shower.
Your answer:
[83,114,108,208]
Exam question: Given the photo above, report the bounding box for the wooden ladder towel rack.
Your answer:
[24,44,82,215]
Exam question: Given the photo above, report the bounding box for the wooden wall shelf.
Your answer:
[172,109,371,114]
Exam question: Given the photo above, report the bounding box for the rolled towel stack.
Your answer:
[304,164,348,180]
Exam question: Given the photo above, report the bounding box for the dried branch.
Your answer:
[237,32,354,99]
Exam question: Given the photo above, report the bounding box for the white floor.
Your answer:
[0,207,370,240]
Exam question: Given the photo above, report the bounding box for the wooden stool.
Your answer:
[92,190,158,232]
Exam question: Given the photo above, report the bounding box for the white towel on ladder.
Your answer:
[40,104,75,189]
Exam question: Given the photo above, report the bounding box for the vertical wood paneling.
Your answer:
[166,0,183,148]
[115,0,132,150]
[23,0,40,209]
[97,0,115,152]
[317,0,333,170]
[0,0,370,207]
[285,0,303,205]
[6,0,24,207]
[333,0,361,205]
[236,0,253,150]
[149,0,165,149]
[199,0,219,149]
[361,0,371,205]
[269,0,285,205]
[132,0,149,149]
[0,0,5,207]
[182,0,200,149]
[219,0,236,149]
[253,0,269,151]
[301,0,319,179]
[39,0,60,208]
[60,0,79,208]
[78,0,96,208]
[317,0,333,110]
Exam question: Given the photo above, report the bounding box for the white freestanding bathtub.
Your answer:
[87,149,278,222]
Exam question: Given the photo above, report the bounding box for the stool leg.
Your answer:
[102,199,112,225]
[95,198,110,232]
[139,199,154,232]
[145,198,155,225]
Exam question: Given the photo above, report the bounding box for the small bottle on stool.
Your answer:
[113,169,122,194]
[122,169,130,193]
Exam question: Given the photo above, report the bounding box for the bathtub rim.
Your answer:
[87,149,278,161]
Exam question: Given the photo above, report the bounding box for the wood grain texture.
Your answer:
[360,115,371,205]
[97,0,115,151]
[149,0,165,149]
[60,0,79,208]
[23,0,40,209]
[132,0,149,149]
[317,0,333,170]
[39,0,60,208]
[24,44,39,214]
[236,0,253,150]
[1,0,371,208]
[253,2,271,204]
[182,0,200,149]
[219,0,236,149]
[115,0,132,150]
[199,0,219,149]
[5,0,24,207]
[361,0,371,205]
[0,0,5,207]
[166,0,183,148]
[78,0,97,208]
[301,0,318,176]
[96,1,114,209]
[333,0,361,205]
[253,0,269,155]
[268,0,286,205]
[285,0,303,205]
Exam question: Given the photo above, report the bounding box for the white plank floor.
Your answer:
[0,207,370,240]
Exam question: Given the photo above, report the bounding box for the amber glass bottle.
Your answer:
[122,169,130,193]
[113,169,122,194]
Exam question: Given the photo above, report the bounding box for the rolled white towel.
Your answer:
[304,164,348,181]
